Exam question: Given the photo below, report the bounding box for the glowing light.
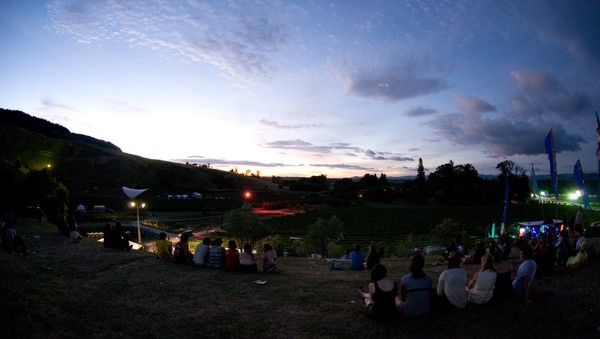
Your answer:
[244,191,251,199]
[540,191,546,196]
[46,164,52,169]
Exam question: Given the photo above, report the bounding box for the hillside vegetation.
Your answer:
[0,109,281,210]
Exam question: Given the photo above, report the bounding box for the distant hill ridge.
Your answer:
[0,108,277,199]
[0,108,121,151]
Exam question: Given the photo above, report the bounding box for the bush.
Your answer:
[431,218,466,247]
[327,242,345,258]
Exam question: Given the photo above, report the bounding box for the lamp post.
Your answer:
[122,186,149,248]
[129,201,146,245]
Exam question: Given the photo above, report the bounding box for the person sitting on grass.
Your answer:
[436,254,468,310]
[398,254,432,318]
[262,243,278,273]
[492,253,511,300]
[224,240,240,271]
[240,243,258,273]
[366,244,381,270]
[512,245,536,304]
[192,237,211,267]
[467,254,496,304]
[173,232,193,265]
[357,263,398,320]
[209,238,225,268]
[155,232,172,260]
[350,244,365,271]
[566,241,587,269]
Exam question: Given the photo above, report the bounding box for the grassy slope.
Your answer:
[2,219,600,339]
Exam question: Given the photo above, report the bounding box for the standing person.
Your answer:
[436,255,468,310]
[350,244,365,271]
[467,254,497,304]
[512,245,537,303]
[366,244,381,270]
[173,232,193,265]
[357,264,398,320]
[155,232,172,260]
[103,223,113,248]
[398,254,432,318]
[574,206,584,229]
[555,229,570,266]
[224,240,240,271]
[262,243,278,273]
[209,238,225,268]
[192,237,211,267]
[67,214,82,243]
[240,243,258,273]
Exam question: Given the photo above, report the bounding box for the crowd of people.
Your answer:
[152,231,278,273]
[102,221,133,250]
[355,218,591,320]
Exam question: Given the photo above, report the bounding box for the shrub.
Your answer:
[431,218,466,247]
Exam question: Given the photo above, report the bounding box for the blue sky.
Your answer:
[1,0,599,178]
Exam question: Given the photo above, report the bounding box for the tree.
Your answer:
[19,169,69,223]
[223,203,272,245]
[305,215,344,256]
[416,158,426,190]
[431,218,466,247]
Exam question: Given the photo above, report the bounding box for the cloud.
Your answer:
[427,72,588,158]
[46,0,289,83]
[345,55,451,102]
[403,106,438,117]
[534,1,600,62]
[259,119,324,129]
[510,70,590,119]
[454,95,496,114]
[41,98,76,111]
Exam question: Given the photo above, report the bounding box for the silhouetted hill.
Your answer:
[0,108,279,201]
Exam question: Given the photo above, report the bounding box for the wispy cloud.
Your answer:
[454,95,496,114]
[259,118,324,129]
[46,0,289,84]
[403,106,438,117]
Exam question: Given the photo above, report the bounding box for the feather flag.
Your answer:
[573,159,589,208]
[502,171,509,225]
[596,112,600,176]
[529,163,539,196]
[545,129,558,199]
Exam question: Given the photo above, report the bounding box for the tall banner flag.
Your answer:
[545,129,558,200]
[596,112,600,194]
[573,159,589,208]
[501,171,509,234]
[529,163,539,197]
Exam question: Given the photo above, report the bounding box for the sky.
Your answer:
[1,0,600,179]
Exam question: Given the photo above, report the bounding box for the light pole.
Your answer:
[122,186,149,248]
[129,201,146,245]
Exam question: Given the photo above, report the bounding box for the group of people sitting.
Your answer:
[357,244,538,320]
[1,213,28,255]
[102,221,133,250]
[154,231,278,273]
[357,222,592,322]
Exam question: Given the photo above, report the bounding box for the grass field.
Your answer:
[2,218,600,339]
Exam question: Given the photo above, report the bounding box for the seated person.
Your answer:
[1,213,27,255]
[350,244,365,271]
[209,238,225,268]
[512,245,536,303]
[155,232,172,260]
[398,254,433,318]
[492,253,511,300]
[357,264,399,320]
[192,237,211,267]
[224,240,240,271]
[173,233,193,265]
[467,254,496,304]
[262,243,278,273]
[566,242,587,269]
[365,244,381,270]
[436,255,468,310]
[240,243,258,273]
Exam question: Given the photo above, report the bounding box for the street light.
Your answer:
[122,186,149,248]
[129,201,146,245]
